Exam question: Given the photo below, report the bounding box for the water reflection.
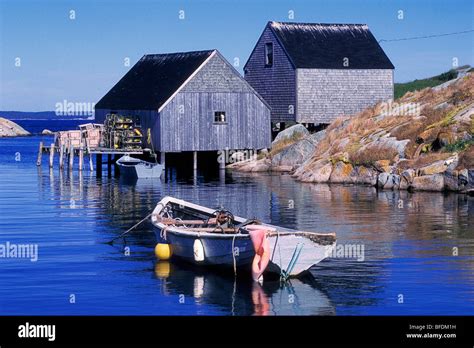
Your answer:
[25,157,474,314]
[154,261,335,316]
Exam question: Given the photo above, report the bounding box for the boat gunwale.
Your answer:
[158,224,252,239]
[151,196,336,243]
[117,155,161,167]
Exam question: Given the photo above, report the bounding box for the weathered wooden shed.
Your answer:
[244,21,395,127]
[95,49,271,167]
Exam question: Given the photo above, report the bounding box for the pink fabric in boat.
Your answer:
[249,229,270,282]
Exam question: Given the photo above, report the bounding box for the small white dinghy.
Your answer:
[116,155,163,179]
[151,196,336,280]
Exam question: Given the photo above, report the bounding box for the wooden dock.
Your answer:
[36,141,148,176]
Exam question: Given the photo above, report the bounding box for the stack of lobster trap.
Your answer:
[53,114,144,153]
[55,123,103,151]
[55,130,82,149]
[79,123,103,149]
[103,113,143,150]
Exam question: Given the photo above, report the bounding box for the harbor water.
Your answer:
[0,131,473,315]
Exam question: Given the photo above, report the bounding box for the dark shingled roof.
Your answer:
[268,21,394,69]
[96,50,215,110]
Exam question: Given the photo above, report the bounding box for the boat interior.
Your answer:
[155,201,259,234]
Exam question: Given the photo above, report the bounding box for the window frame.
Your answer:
[264,42,273,67]
[213,111,227,124]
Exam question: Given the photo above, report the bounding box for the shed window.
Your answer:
[214,111,226,123]
[265,42,273,67]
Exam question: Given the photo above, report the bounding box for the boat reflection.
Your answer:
[154,261,335,315]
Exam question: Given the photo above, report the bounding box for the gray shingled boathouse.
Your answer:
[95,49,271,168]
[244,21,395,128]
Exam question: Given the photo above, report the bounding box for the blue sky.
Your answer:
[0,0,473,111]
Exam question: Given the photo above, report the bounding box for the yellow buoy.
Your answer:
[154,261,171,278]
[155,243,172,260]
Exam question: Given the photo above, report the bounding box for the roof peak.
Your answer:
[269,21,368,28]
[142,50,217,59]
[97,50,217,110]
[263,21,393,69]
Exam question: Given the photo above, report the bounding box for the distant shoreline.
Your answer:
[0,110,94,121]
[0,119,89,136]
[7,118,95,121]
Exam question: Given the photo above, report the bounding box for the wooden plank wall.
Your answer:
[159,52,271,152]
[160,92,270,152]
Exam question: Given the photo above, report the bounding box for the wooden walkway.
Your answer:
[36,141,146,174]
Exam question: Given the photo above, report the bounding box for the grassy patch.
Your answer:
[308,72,473,170]
[443,139,474,152]
[269,132,305,157]
[426,105,466,130]
[397,152,452,170]
[329,153,350,165]
[349,145,399,166]
[394,69,458,99]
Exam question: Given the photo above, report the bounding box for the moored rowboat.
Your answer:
[151,196,336,280]
[117,154,163,179]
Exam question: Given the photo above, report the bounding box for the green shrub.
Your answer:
[394,69,459,99]
[443,139,473,152]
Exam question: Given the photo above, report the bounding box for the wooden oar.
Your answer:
[266,231,336,238]
[266,231,336,245]
[155,216,207,225]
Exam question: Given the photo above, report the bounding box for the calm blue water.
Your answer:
[0,131,473,315]
[12,119,87,135]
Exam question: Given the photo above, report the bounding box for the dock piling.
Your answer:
[96,154,102,177]
[160,152,166,167]
[219,151,225,170]
[49,143,55,168]
[193,151,197,172]
[160,152,166,179]
[36,141,43,166]
[59,145,64,169]
[89,151,94,172]
[107,154,112,176]
[113,155,120,177]
[79,146,84,171]
[69,145,74,170]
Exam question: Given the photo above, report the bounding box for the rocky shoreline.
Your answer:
[228,72,474,193]
[0,117,30,137]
